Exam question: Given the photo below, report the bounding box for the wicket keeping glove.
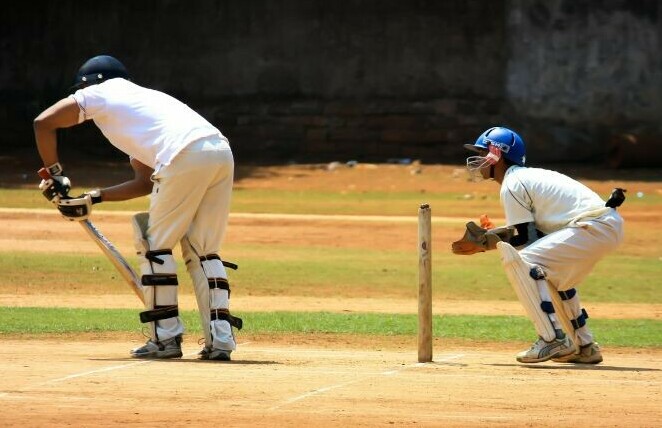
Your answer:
[452,221,515,255]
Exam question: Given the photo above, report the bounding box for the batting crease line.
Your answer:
[0,355,189,400]
[268,353,465,411]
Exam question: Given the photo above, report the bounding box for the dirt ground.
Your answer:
[1,336,661,428]
[1,164,661,427]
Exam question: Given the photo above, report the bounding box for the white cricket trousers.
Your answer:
[520,209,624,292]
[148,135,233,252]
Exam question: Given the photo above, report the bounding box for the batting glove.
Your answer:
[38,162,71,203]
[85,188,103,204]
[57,193,93,221]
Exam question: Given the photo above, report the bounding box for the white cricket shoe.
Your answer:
[199,319,236,361]
[516,333,575,363]
[130,335,183,359]
[198,346,232,361]
[552,342,603,364]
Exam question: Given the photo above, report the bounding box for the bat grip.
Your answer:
[38,167,52,180]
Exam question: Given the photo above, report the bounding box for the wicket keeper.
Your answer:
[452,126,624,364]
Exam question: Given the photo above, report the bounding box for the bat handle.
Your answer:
[38,167,52,180]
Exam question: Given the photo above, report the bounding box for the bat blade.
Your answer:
[80,219,144,304]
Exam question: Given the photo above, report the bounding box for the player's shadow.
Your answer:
[486,363,660,372]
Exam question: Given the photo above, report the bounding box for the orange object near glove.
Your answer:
[451,220,515,256]
[479,214,495,230]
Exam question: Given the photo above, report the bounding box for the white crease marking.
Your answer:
[0,341,253,399]
[268,353,465,410]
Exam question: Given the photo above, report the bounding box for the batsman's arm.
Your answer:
[34,98,81,167]
[96,158,154,202]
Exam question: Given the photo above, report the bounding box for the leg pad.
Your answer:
[496,242,556,341]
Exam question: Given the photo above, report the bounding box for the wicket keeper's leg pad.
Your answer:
[496,242,556,342]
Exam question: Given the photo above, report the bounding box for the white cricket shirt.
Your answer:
[70,78,223,169]
[500,165,608,234]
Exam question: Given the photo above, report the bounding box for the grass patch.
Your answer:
[0,187,499,216]
[1,307,659,348]
[11,187,661,217]
[2,249,660,304]
[230,188,504,217]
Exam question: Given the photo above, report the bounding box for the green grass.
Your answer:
[2,249,660,303]
[230,188,504,216]
[0,307,659,348]
[5,186,661,216]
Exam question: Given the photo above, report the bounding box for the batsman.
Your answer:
[452,126,625,364]
[33,55,241,360]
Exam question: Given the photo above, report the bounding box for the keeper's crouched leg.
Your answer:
[496,242,575,363]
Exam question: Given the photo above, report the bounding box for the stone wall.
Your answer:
[1,0,659,165]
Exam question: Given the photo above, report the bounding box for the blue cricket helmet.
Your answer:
[464,127,526,166]
[70,55,129,92]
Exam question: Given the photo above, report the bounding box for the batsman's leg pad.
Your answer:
[182,239,213,347]
[182,239,240,351]
[496,242,556,342]
[139,249,181,340]
[201,254,237,351]
[133,214,182,341]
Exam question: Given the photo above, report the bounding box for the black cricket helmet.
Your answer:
[70,55,129,91]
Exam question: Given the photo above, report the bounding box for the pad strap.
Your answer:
[200,254,238,270]
[208,277,230,297]
[529,266,546,280]
[539,303,589,330]
[559,289,577,300]
[571,308,589,329]
[210,309,243,330]
[541,288,577,312]
[145,249,173,265]
[142,274,179,286]
[140,305,179,323]
[540,301,554,314]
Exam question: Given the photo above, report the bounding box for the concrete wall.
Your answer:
[505,0,662,163]
[1,0,659,165]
